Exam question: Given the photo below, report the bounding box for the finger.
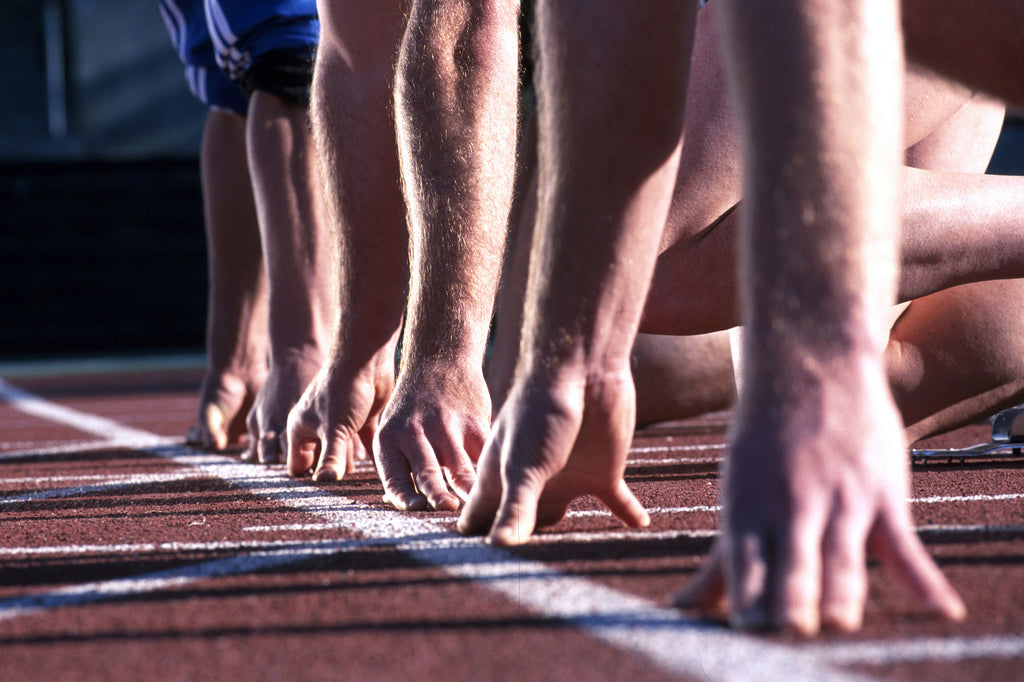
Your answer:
[819,513,868,633]
[870,514,966,622]
[443,459,478,504]
[726,530,770,631]
[196,402,229,451]
[458,438,505,535]
[375,441,429,512]
[486,463,546,547]
[428,428,479,504]
[673,542,728,616]
[406,431,463,511]
[771,520,823,636]
[242,410,260,463]
[257,431,283,465]
[312,432,354,482]
[598,479,650,529]
[286,418,321,477]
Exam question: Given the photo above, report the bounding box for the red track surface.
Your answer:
[1,359,1022,681]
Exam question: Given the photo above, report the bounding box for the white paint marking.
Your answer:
[806,635,1024,665]
[0,378,165,445]
[4,380,1024,679]
[0,353,205,378]
[915,491,1024,505]
[629,443,725,454]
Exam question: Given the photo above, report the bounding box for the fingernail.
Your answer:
[313,467,340,482]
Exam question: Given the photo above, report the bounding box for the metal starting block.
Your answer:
[911,406,1024,463]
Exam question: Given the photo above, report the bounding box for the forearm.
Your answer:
[200,109,268,373]
[395,0,519,367]
[722,0,903,380]
[523,0,695,381]
[247,92,334,362]
[311,20,410,369]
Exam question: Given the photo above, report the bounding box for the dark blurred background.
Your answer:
[1,0,207,361]
[1,1,1023,362]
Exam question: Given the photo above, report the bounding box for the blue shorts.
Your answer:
[159,0,319,116]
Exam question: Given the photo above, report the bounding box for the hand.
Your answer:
[186,370,262,451]
[242,348,324,464]
[374,362,489,511]
[675,366,966,634]
[285,348,395,481]
[458,368,650,545]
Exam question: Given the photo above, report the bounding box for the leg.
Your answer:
[632,331,735,427]
[891,280,1024,442]
[643,8,1024,336]
[286,1,411,480]
[243,89,334,464]
[189,109,269,451]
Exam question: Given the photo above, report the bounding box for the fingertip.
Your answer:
[487,524,527,547]
[672,548,726,613]
[938,590,967,623]
[603,480,649,528]
[397,492,429,511]
[820,604,863,633]
[429,492,461,512]
[776,606,820,638]
[258,433,282,464]
[313,451,349,482]
[287,438,318,477]
[241,443,259,464]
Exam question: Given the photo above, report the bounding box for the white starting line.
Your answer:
[2,377,1023,680]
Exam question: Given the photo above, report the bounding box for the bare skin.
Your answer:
[378,0,519,511]
[187,109,268,451]
[686,0,963,635]
[288,0,519,513]
[287,1,411,482]
[241,90,334,465]
[459,0,697,543]
[463,0,1020,635]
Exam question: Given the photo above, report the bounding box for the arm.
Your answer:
[459,0,697,543]
[678,0,964,634]
[286,1,410,481]
[376,0,520,511]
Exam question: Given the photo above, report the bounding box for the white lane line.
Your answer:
[915,491,1024,505]
[805,635,1024,665]
[0,537,383,622]
[0,353,205,378]
[0,383,869,682]
[0,440,119,460]
[5,382,1024,679]
[0,469,292,505]
[629,444,725,454]
[0,537,370,558]
[0,378,165,445]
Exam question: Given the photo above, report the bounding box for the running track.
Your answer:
[1,357,1022,681]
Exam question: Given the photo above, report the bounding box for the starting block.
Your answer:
[911,407,1024,463]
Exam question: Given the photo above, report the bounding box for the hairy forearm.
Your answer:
[395,0,519,365]
[722,0,903,375]
[521,0,695,380]
[311,40,410,364]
